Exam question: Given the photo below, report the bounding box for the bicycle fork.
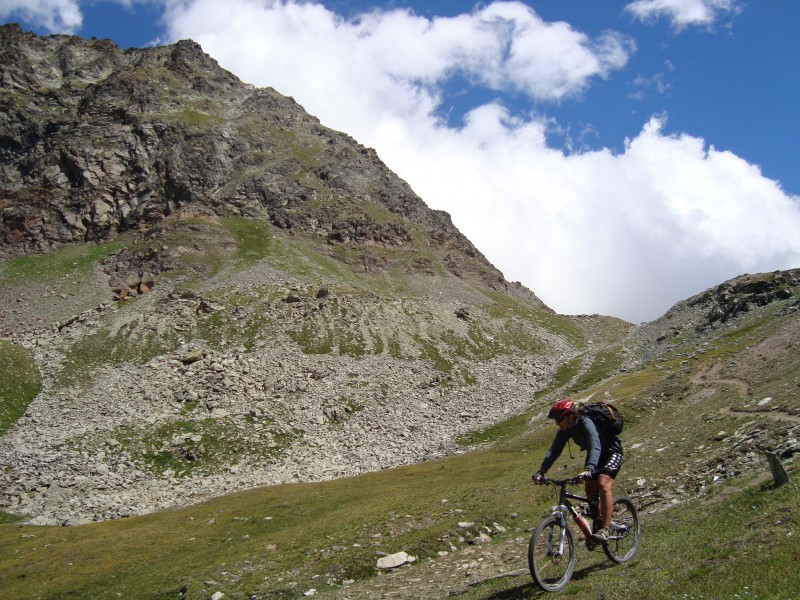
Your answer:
[546,505,570,557]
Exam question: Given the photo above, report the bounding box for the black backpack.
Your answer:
[578,402,624,436]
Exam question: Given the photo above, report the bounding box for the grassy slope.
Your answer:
[458,476,800,600]
[1,416,796,599]
[2,307,798,599]
[2,229,798,598]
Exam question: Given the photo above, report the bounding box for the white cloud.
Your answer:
[629,71,671,100]
[458,2,634,100]
[157,0,800,323]
[625,0,742,31]
[163,0,634,111]
[388,114,800,322]
[0,0,82,32]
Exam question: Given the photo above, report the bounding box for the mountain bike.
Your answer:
[528,477,640,592]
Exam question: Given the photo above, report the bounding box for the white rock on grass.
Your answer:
[376,551,417,569]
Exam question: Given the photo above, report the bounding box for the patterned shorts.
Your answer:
[595,452,624,479]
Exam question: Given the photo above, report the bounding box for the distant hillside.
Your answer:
[0,25,594,525]
[0,23,540,302]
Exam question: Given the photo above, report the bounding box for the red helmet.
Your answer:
[548,399,575,420]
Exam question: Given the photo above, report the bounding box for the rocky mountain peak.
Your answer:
[0,27,566,524]
[0,24,536,303]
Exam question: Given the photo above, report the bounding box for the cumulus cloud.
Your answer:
[625,0,742,31]
[162,0,634,123]
[376,110,800,322]
[0,0,82,32]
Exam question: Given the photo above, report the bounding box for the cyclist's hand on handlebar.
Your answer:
[578,469,593,481]
[532,471,545,484]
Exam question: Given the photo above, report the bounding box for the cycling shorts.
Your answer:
[594,452,623,479]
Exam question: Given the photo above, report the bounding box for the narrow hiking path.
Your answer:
[720,406,800,424]
[690,364,800,424]
[690,362,750,399]
[324,534,534,599]
[323,531,614,599]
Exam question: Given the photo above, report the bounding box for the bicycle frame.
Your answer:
[547,479,594,551]
[545,477,630,545]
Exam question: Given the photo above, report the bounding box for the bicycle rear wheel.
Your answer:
[603,496,640,563]
[528,516,576,592]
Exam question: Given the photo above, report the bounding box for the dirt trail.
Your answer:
[690,364,800,424]
[327,535,535,599]
[690,363,750,399]
[326,520,623,599]
[720,406,800,424]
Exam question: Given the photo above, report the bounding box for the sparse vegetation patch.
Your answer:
[0,341,41,434]
[0,240,125,285]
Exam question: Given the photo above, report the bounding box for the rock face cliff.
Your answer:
[0,23,527,301]
[1,25,582,524]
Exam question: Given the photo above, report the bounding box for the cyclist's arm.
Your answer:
[578,416,602,473]
[538,428,569,474]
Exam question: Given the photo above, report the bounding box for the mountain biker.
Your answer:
[532,399,624,543]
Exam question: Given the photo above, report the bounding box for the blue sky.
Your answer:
[3,0,799,322]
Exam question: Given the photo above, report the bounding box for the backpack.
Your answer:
[578,402,624,436]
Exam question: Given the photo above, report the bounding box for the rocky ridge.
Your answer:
[0,23,527,302]
[0,26,566,524]
[629,268,800,363]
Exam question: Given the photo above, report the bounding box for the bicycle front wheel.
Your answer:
[528,516,576,592]
[603,496,640,563]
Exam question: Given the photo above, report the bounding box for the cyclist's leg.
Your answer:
[597,474,614,528]
[583,478,598,505]
[595,453,623,528]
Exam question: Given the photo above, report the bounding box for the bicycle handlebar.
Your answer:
[539,476,584,486]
